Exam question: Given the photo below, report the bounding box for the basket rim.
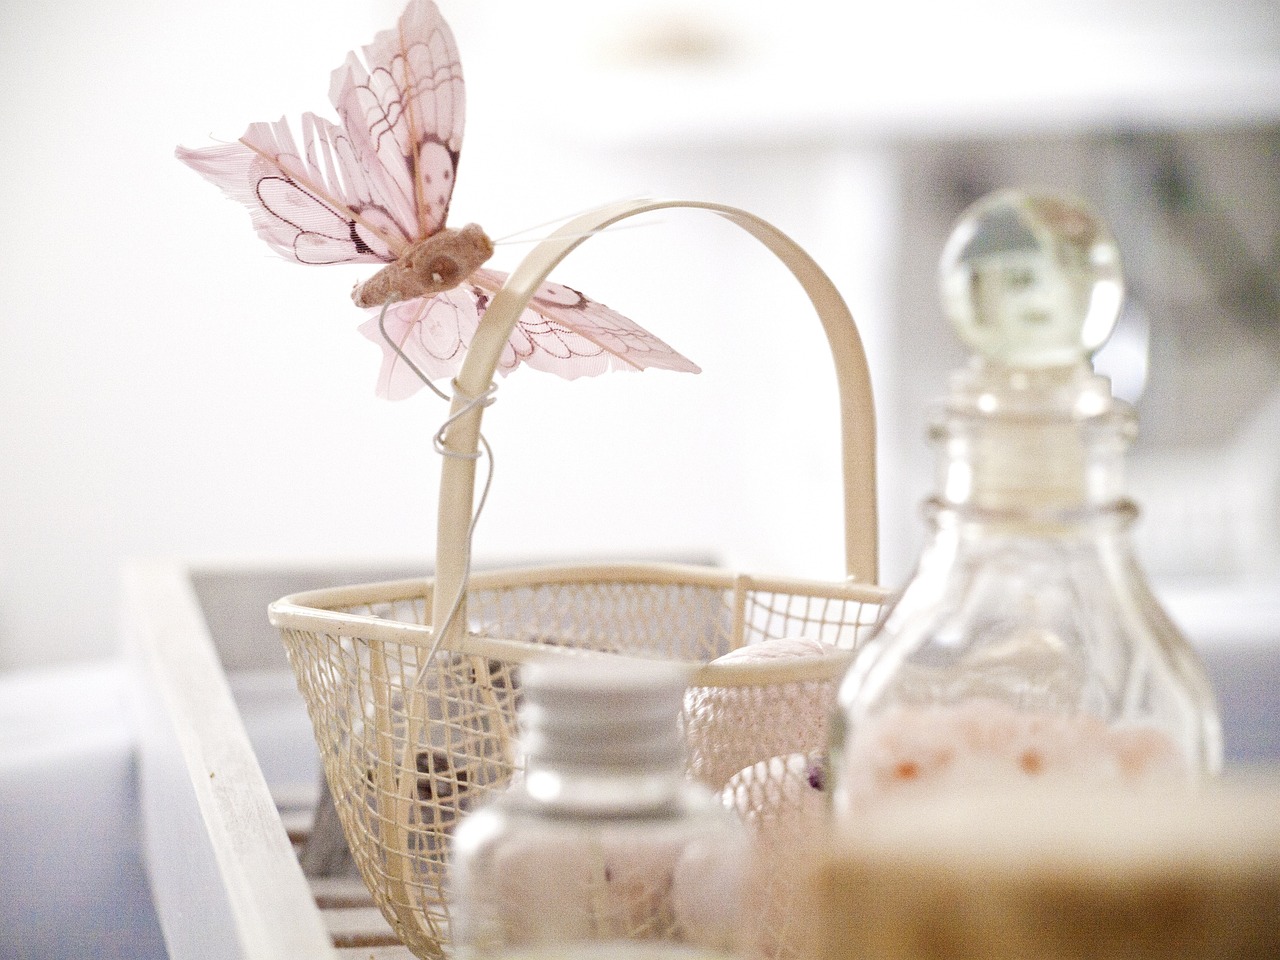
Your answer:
[268,560,886,685]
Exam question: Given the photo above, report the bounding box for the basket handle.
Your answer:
[434,199,878,641]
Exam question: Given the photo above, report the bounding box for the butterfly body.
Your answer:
[352,223,494,308]
[178,0,698,397]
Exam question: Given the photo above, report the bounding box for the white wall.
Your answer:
[3,1,416,667]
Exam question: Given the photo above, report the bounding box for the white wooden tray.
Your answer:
[124,561,424,960]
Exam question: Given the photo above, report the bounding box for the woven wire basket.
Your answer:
[269,199,891,959]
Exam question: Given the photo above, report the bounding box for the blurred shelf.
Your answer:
[466,0,1280,148]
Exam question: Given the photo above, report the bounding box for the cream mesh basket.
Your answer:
[269,199,891,959]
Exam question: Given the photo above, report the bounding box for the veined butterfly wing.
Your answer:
[176,111,409,266]
[470,268,701,379]
[175,0,462,265]
[359,269,700,399]
[332,0,465,241]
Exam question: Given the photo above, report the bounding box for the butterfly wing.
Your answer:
[331,0,465,242]
[358,272,699,398]
[175,0,461,265]
[473,268,701,379]
[358,289,480,399]
[176,113,410,265]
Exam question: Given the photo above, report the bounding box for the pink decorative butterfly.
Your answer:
[176,0,699,398]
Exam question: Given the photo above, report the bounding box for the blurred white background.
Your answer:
[1,0,1277,668]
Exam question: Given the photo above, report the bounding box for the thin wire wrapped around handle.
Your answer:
[433,198,879,648]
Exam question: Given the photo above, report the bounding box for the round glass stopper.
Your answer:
[939,190,1124,368]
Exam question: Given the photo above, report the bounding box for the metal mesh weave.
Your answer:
[276,565,886,959]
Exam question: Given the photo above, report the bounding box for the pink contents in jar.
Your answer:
[839,699,1188,811]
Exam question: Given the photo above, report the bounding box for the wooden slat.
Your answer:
[334,947,417,960]
[309,876,378,910]
[324,907,405,948]
[278,805,314,846]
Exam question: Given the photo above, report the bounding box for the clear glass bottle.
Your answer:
[831,189,1223,816]
[450,656,748,960]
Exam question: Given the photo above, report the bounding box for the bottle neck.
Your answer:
[516,760,688,817]
[930,361,1138,521]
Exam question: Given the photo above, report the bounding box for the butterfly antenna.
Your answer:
[377,301,496,669]
[493,219,663,247]
[490,196,659,243]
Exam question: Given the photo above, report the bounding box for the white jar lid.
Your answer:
[519,655,693,772]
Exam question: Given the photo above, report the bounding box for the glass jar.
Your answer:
[831,189,1222,816]
[451,656,748,960]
